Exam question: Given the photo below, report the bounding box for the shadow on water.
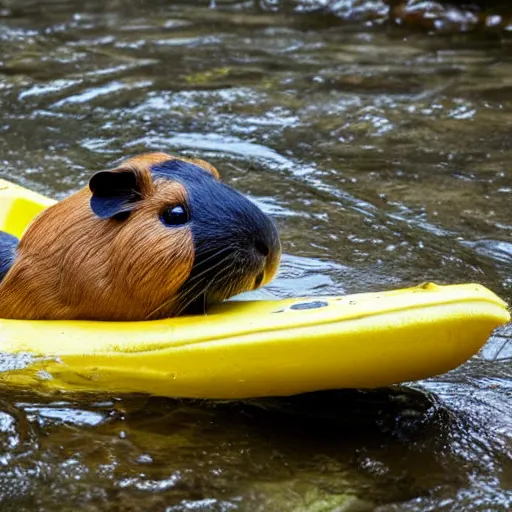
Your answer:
[0,0,512,510]
[1,385,502,512]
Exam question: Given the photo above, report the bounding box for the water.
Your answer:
[1,1,511,510]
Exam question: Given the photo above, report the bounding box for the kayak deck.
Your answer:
[0,282,509,399]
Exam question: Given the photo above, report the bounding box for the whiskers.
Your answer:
[175,257,238,317]
[145,246,241,320]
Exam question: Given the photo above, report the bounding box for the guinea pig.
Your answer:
[0,152,281,321]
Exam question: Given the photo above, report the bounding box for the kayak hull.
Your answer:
[0,283,509,399]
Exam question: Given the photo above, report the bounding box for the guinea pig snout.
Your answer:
[185,182,281,305]
[248,216,281,288]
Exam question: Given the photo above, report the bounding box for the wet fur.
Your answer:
[0,153,280,321]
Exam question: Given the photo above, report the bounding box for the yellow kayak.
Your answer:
[0,178,510,399]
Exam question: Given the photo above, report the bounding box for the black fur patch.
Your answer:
[151,159,276,258]
[0,231,18,282]
[150,159,278,313]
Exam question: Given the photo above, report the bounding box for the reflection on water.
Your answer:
[0,387,483,511]
[0,1,511,510]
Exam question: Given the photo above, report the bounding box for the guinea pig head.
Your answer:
[86,154,281,319]
[0,153,281,321]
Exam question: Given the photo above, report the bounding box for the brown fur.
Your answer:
[0,153,225,321]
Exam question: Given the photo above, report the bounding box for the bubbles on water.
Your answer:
[0,353,36,373]
[35,370,53,381]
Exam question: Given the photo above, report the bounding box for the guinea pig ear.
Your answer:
[89,166,152,220]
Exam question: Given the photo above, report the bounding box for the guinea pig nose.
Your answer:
[254,239,270,257]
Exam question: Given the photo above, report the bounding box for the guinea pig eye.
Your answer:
[161,205,190,226]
